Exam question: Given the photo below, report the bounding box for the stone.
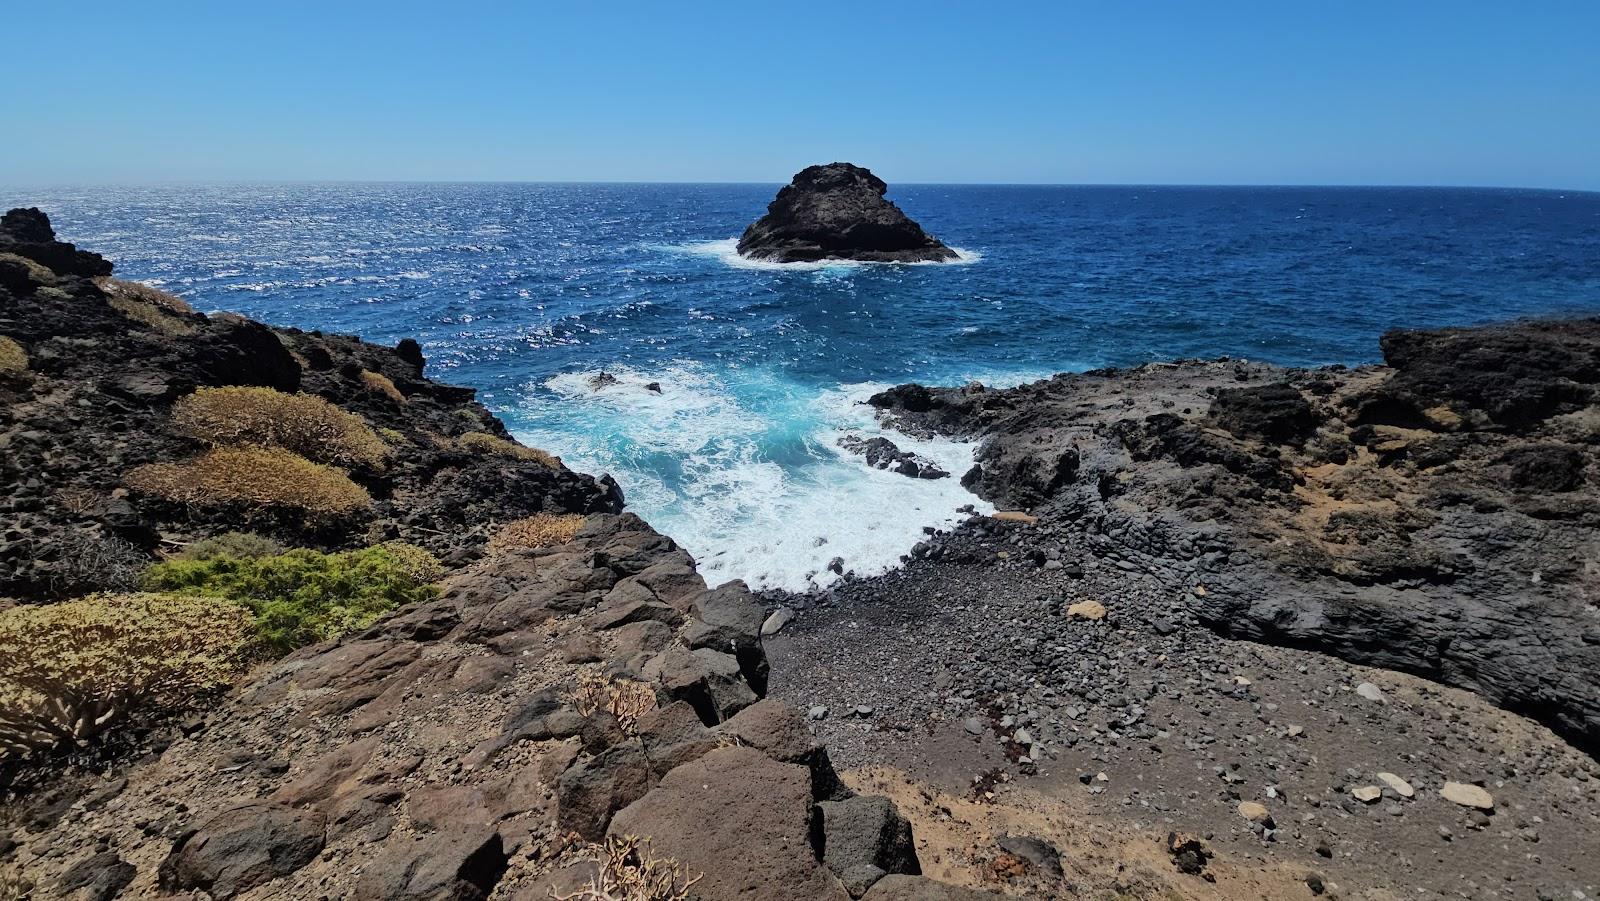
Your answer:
[1354,682,1386,703]
[1376,772,1415,798]
[159,801,326,899]
[818,795,921,893]
[58,851,137,901]
[557,742,655,839]
[737,163,957,264]
[1237,801,1274,827]
[1440,782,1495,810]
[990,511,1039,525]
[352,828,507,901]
[1066,600,1107,621]
[995,834,1062,880]
[1351,786,1383,803]
[608,747,851,901]
[762,606,798,637]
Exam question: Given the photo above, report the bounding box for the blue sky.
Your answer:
[6,1,1598,187]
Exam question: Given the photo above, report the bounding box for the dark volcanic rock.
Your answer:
[1210,383,1318,444]
[838,435,949,479]
[159,802,326,899]
[737,163,957,264]
[1372,318,1600,430]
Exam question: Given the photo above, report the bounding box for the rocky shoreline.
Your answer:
[4,209,1599,900]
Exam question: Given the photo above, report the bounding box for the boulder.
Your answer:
[608,746,851,901]
[838,435,949,479]
[817,795,920,896]
[159,801,326,899]
[737,163,957,264]
[352,828,508,901]
[57,851,137,901]
[556,741,655,839]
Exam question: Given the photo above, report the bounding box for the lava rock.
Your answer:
[737,163,957,264]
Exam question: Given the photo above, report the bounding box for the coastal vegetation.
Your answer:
[457,429,561,465]
[0,336,25,373]
[489,511,587,552]
[126,446,373,516]
[171,385,391,468]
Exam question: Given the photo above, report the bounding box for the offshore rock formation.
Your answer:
[737,163,958,264]
[1,211,978,901]
[870,318,1600,756]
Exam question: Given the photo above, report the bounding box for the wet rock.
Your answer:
[838,435,949,479]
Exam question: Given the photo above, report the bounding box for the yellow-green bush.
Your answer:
[458,431,559,467]
[0,252,56,285]
[144,543,442,652]
[99,277,195,314]
[489,513,586,553]
[101,278,198,337]
[360,369,406,404]
[172,386,390,468]
[0,593,254,758]
[176,531,285,561]
[126,447,372,516]
[0,336,26,374]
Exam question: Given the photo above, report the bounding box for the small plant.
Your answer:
[567,672,657,734]
[457,431,560,467]
[99,277,195,314]
[489,513,587,553]
[0,251,57,286]
[171,386,390,468]
[48,531,148,594]
[359,369,406,404]
[175,531,286,561]
[101,278,198,337]
[0,593,254,758]
[143,543,443,653]
[127,447,373,517]
[0,336,26,373]
[552,835,701,901]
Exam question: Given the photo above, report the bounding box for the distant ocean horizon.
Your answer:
[13,183,1600,590]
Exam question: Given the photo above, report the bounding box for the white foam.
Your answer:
[667,238,982,271]
[512,366,989,593]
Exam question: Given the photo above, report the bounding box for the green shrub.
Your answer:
[458,431,560,466]
[172,386,390,468]
[0,593,254,758]
[143,543,443,653]
[0,336,26,373]
[126,447,373,517]
[176,532,286,561]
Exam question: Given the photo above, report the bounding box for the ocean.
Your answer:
[14,183,1600,590]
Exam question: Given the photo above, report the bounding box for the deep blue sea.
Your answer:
[13,184,1600,589]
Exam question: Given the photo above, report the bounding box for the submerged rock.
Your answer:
[839,434,949,479]
[737,163,958,264]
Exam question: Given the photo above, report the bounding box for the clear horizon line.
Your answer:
[4,178,1598,195]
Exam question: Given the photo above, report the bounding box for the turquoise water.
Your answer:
[15,184,1600,589]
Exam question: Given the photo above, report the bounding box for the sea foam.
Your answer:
[670,238,982,271]
[514,365,989,593]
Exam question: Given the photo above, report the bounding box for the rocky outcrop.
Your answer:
[737,163,958,264]
[838,434,949,479]
[870,319,1600,756]
[0,209,621,599]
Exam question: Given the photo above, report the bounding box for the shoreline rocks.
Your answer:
[737,163,958,264]
[866,317,1600,756]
